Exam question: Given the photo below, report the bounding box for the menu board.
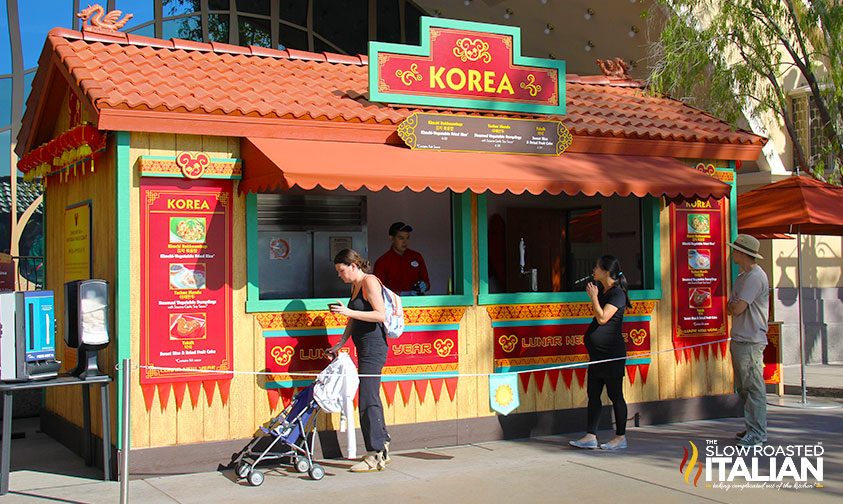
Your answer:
[140,179,232,387]
[397,112,572,156]
[670,198,728,342]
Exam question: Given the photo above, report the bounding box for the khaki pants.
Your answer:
[730,341,767,438]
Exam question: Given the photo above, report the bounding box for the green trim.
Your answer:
[141,173,241,180]
[245,192,474,313]
[476,194,662,306]
[138,154,240,163]
[725,163,739,282]
[369,17,566,115]
[115,131,132,451]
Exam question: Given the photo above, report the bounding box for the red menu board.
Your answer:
[670,198,729,356]
[140,179,233,406]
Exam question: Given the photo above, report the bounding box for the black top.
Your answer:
[584,286,628,378]
[348,287,387,355]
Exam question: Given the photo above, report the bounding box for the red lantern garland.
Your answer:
[18,124,106,182]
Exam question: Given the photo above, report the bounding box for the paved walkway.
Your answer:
[4,396,842,503]
[783,364,843,397]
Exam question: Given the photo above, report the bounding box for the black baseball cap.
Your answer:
[388,222,413,236]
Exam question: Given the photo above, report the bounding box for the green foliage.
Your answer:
[648,0,843,183]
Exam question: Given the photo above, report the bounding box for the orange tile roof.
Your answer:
[17,27,766,160]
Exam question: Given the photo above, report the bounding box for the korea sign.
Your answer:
[369,17,566,115]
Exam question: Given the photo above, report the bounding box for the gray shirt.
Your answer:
[730,265,769,344]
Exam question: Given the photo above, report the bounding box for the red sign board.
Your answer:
[140,179,233,395]
[670,198,729,345]
[369,17,565,115]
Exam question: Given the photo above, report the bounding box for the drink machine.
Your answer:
[0,291,61,381]
[64,279,110,378]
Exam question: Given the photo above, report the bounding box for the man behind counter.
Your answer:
[374,222,430,296]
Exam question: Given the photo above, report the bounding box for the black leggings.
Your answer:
[357,344,390,453]
[586,373,627,436]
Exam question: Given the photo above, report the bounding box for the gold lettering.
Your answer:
[446,68,466,90]
[484,71,496,93]
[167,199,211,210]
[496,73,514,95]
[468,69,482,91]
[430,66,446,89]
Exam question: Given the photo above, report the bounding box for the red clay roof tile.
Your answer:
[17,28,766,157]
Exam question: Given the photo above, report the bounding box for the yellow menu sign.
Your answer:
[64,203,91,282]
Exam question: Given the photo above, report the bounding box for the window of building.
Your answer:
[239,16,272,47]
[480,193,659,304]
[247,188,472,311]
[792,93,840,174]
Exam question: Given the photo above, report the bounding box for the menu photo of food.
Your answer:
[169,313,207,341]
[687,213,711,235]
[689,287,713,309]
[169,263,207,290]
[169,217,207,244]
[688,249,711,270]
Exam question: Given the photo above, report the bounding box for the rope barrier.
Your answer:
[119,337,732,379]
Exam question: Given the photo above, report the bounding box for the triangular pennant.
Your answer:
[202,380,217,407]
[444,377,458,401]
[398,381,414,406]
[172,382,187,409]
[218,379,231,405]
[626,365,637,385]
[187,381,202,408]
[639,364,650,384]
[381,381,398,406]
[692,346,701,360]
[674,347,683,363]
[574,367,587,388]
[429,378,444,403]
[414,380,428,404]
[720,341,728,357]
[266,389,280,411]
[156,383,171,410]
[534,370,547,394]
[489,373,520,415]
[141,384,156,411]
[703,344,711,359]
[561,369,574,389]
[547,369,560,391]
[683,347,693,362]
[281,388,295,408]
[518,372,531,393]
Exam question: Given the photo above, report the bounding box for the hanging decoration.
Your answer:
[18,124,107,183]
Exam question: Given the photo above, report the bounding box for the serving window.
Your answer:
[479,192,661,304]
[246,187,473,312]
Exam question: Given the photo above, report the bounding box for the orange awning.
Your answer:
[241,138,731,199]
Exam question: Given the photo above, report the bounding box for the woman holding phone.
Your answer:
[569,255,632,450]
[326,249,391,472]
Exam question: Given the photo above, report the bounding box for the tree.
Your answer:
[646,0,843,183]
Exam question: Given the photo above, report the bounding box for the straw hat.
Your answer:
[727,234,763,259]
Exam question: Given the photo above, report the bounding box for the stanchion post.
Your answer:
[120,359,131,504]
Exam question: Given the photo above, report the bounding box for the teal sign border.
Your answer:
[369,17,566,115]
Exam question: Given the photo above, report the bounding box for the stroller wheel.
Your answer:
[309,464,325,481]
[235,461,251,479]
[294,457,311,473]
[248,470,265,487]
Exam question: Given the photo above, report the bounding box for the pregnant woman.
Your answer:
[569,255,632,450]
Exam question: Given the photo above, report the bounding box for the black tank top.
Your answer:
[348,286,385,348]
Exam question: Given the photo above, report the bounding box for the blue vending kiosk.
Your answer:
[0,291,61,381]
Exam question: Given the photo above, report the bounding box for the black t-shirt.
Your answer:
[584,286,628,362]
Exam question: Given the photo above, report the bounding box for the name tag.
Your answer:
[410,260,419,268]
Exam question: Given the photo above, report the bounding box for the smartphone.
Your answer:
[328,302,341,310]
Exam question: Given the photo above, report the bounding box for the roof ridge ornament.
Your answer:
[596,58,631,80]
[77,4,133,35]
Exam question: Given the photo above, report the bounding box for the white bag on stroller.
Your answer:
[313,352,360,458]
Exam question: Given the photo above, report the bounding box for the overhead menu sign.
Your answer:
[369,17,565,115]
[398,113,572,156]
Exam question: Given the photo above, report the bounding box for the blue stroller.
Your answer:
[234,384,325,485]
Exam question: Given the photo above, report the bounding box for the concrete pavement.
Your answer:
[3,396,841,504]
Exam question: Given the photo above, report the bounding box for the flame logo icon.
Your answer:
[679,441,703,486]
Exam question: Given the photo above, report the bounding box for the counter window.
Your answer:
[482,192,659,301]
[247,188,473,311]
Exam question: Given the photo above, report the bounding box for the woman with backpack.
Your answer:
[327,248,392,472]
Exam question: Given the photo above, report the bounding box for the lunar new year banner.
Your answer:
[489,302,655,391]
[264,329,459,410]
[669,198,729,362]
[140,179,233,410]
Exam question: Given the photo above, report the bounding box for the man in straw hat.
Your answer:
[726,234,770,446]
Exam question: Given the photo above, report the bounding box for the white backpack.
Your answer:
[380,284,405,339]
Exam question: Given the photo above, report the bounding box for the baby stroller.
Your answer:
[234,384,325,485]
